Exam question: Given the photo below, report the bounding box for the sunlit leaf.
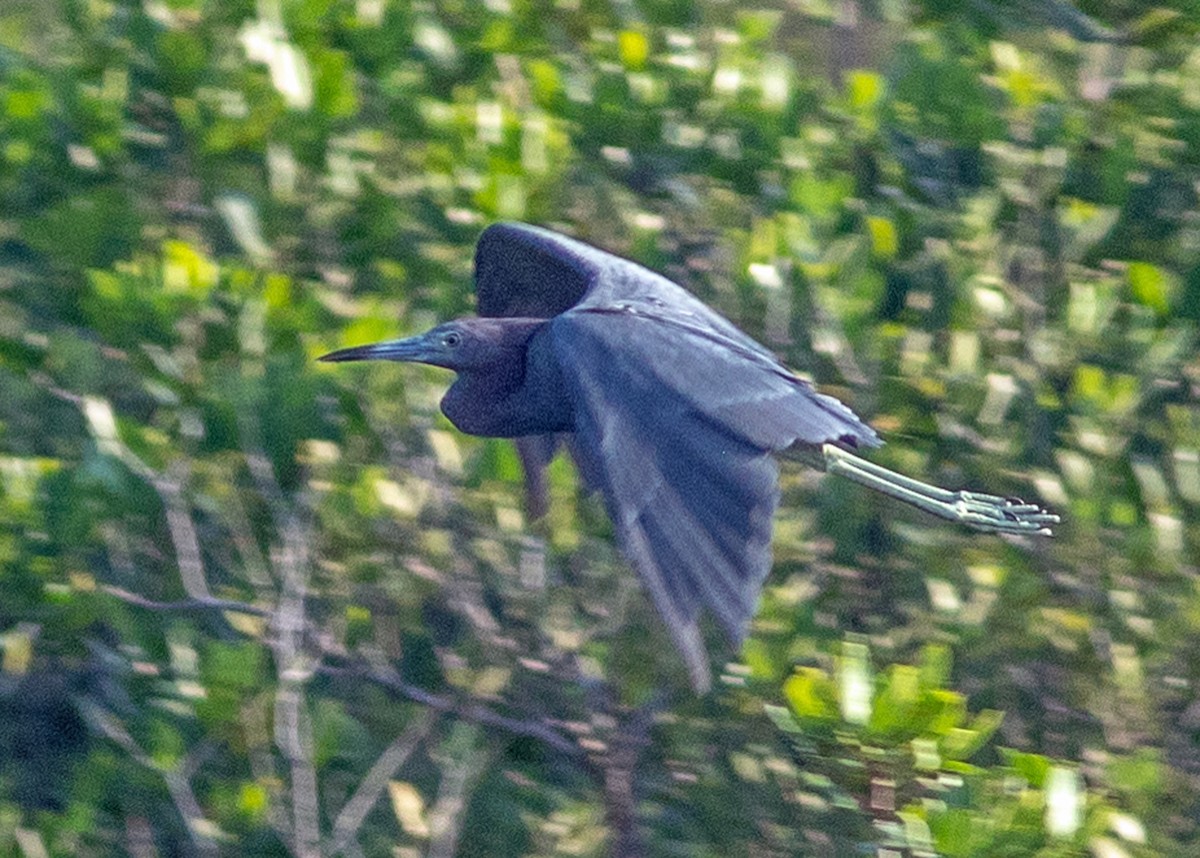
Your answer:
[784,667,837,721]
[618,30,649,70]
[866,215,898,259]
[846,70,883,110]
[1127,261,1174,315]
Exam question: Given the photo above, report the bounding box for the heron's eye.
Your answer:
[443,331,462,348]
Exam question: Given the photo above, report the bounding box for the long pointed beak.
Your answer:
[318,335,430,363]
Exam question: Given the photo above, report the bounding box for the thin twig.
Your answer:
[241,692,294,849]
[274,676,320,858]
[271,513,321,858]
[153,461,213,601]
[237,328,323,858]
[217,480,278,594]
[101,585,272,617]
[48,383,220,602]
[43,380,229,856]
[319,661,583,758]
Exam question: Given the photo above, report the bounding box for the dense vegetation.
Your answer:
[2,0,1199,854]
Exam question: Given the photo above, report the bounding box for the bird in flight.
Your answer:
[321,222,1058,692]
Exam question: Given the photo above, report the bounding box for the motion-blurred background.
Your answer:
[1,1,1198,855]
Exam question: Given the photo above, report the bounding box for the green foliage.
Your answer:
[772,644,1137,857]
[1,0,1199,854]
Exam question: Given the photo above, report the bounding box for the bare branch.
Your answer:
[47,383,221,603]
[241,693,294,848]
[124,815,157,858]
[328,709,438,856]
[274,677,321,858]
[233,329,327,857]
[101,585,272,617]
[26,371,84,406]
[268,511,321,858]
[319,660,584,758]
[265,512,321,858]
[599,700,660,858]
[79,701,220,858]
[427,724,492,858]
[216,480,278,595]
[79,700,154,768]
[152,462,214,601]
[161,768,220,858]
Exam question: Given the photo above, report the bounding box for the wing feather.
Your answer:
[475,223,597,318]
[552,312,837,688]
[475,224,881,688]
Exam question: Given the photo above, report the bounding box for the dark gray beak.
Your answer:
[318,335,432,364]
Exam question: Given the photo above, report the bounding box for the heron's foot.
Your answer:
[950,490,1061,536]
[822,444,1060,536]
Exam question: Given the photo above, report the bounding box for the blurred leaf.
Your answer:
[839,641,873,725]
[784,667,837,721]
[21,188,139,268]
[1001,749,1052,788]
[237,783,269,821]
[740,637,781,681]
[926,690,968,736]
[618,31,650,70]
[736,10,782,43]
[388,781,430,837]
[919,644,951,688]
[1044,765,1083,837]
[928,808,977,857]
[314,48,358,118]
[1127,261,1174,315]
[162,241,219,296]
[866,215,899,258]
[846,70,884,111]
[1,626,33,675]
[1107,750,1162,797]
[941,709,1004,760]
[868,664,919,736]
[1128,8,1189,46]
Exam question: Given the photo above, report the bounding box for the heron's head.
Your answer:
[319,318,544,373]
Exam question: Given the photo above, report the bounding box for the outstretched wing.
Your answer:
[549,310,878,691]
[474,222,784,365]
[474,223,598,319]
[474,222,877,468]
[473,223,880,688]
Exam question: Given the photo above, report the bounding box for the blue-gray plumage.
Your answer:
[320,222,1057,692]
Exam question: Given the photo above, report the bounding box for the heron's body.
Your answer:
[438,320,572,437]
[321,223,1057,691]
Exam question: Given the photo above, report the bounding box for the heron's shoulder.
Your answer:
[558,268,780,363]
[548,299,790,385]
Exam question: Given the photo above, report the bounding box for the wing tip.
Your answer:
[677,619,713,693]
[843,428,884,450]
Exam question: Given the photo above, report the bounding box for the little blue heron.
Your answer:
[321,222,1058,691]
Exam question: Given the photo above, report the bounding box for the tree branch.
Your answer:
[319,660,584,759]
[427,724,492,858]
[328,709,438,855]
[79,701,221,858]
[235,336,323,858]
[600,698,661,858]
[101,585,272,617]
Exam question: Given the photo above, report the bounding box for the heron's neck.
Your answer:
[441,334,573,438]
